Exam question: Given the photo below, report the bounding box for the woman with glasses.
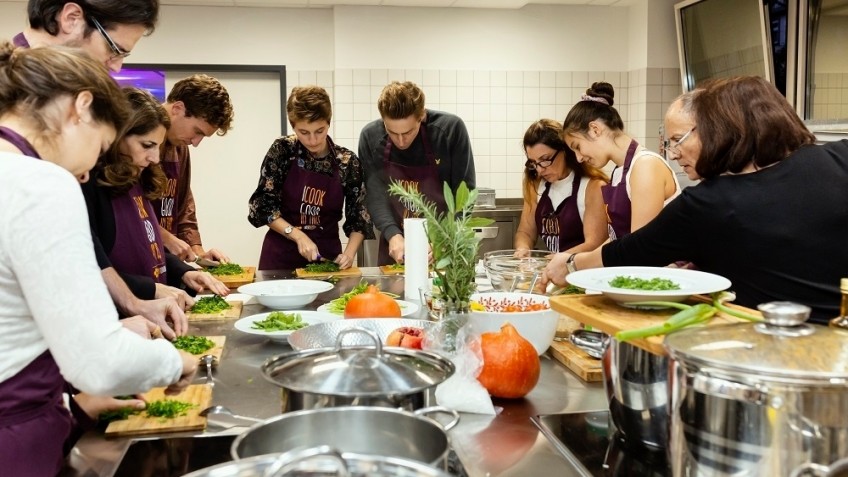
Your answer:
[0,42,195,476]
[561,82,680,241]
[514,119,608,255]
[542,76,847,324]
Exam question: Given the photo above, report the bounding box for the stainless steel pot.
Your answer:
[793,458,848,477]
[665,302,848,476]
[261,329,454,412]
[568,328,670,449]
[231,407,460,469]
[185,446,454,477]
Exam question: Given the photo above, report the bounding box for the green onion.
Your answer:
[145,399,195,419]
[99,405,140,422]
[615,303,715,341]
[207,263,245,276]
[304,261,340,273]
[172,335,216,355]
[712,293,763,322]
[626,301,694,311]
[251,311,307,332]
[190,295,231,314]
[609,276,681,291]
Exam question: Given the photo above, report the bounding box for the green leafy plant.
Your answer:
[388,181,493,311]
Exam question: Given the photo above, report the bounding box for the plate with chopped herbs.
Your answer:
[234,310,341,342]
[565,266,731,308]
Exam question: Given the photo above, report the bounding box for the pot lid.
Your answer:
[664,302,848,384]
[261,329,455,396]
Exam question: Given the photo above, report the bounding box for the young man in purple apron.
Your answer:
[514,119,608,255]
[249,86,373,270]
[358,81,477,266]
[10,0,191,339]
[153,74,235,264]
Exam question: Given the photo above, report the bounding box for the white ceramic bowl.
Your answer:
[469,292,558,355]
[238,279,334,309]
[483,250,551,293]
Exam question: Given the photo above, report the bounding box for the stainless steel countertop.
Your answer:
[65,270,607,476]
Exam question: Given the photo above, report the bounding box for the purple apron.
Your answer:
[0,351,72,477]
[12,32,30,48]
[378,125,445,266]
[601,140,639,241]
[108,183,168,283]
[0,126,41,159]
[535,173,584,253]
[151,159,180,235]
[258,141,344,270]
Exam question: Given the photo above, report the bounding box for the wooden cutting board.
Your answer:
[186,301,243,321]
[294,266,363,278]
[549,340,603,382]
[104,384,212,437]
[549,294,760,356]
[379,265,405,276]
[212,267,255,289]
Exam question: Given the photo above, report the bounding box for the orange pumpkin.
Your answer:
[344,285,402,318]
[477,322,540,398]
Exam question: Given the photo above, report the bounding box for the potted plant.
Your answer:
[388,181,493,351]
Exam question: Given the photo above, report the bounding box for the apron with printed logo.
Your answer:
[535,173,584,253]
[258,142,344,270]
[108,183,168,283]
[151,158,181,236]
[378,125,445,266]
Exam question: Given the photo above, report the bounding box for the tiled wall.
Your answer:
[811,73,848,121]
[286,66,683,200]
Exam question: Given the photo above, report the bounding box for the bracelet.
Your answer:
[566,253,578,274]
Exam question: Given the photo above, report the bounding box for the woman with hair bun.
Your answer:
[561,81,680,241]
[0,42,195,476]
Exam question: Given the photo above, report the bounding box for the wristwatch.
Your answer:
[284,225,294,235]
[566,253,578,274]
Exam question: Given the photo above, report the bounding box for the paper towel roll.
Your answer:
[404,218,429,303]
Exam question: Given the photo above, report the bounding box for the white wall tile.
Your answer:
[317,70,333,88]
[507,87,523,105]
[353,103,374,121]
[523,71,540,88]
[490,138,508,155]
[491,71,507,87]
[539,104,557,119]
[662,68,680,85]
[353,85,370,103]
[370,85,383,103]
[440,86,458,104]
[457,70,474,87]
[476,172,491,187]
[457,86,474,103]
[540,71,556,88]
[507,71,523,87]
[370,69,388,86]
[646,68,662,85]
[540,87,555,106]
[490,121,507,138]
[427,87,441,103]
[335,85,353,103]
[604,71,620,87]
[440,70,457,87]
[388,69,405,82]
[456,103,474,121]
[474,104,491,121]
[473,87,490,104]
[353,69,370,86]
[506,104,523,121]
[474,138,491,155]
[474,120,491,139]
[335,69,353,86]
[335,102,353,120]
[476,157,490,173]
[522,104,540,122]
[523,87,539,105]
[556,71,572,88]
[333,120,354,139]
[422,69,440,87]
[474,70,490,87]
[572,71,588,89]
[491,86,507,104]
[298,70,317,85]
[405,69,423,84]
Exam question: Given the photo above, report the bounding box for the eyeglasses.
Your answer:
[524,150,560,171]
[662,126,696,156]
[90,17,131,61]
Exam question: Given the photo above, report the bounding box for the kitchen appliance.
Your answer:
[532,410,671,477]
[474,187,496,209]
[665,302,848,475]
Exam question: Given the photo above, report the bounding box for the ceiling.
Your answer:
[159,0,631,9]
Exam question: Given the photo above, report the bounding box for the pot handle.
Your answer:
[334,328,383,356]
[414,406,461,431]
[789,462,830,477]
[263,445,350,477]
[691,372,769,406]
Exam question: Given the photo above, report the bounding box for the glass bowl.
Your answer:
[482,250,552,293]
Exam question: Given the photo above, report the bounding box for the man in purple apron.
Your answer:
[153,75,235,263]
[358,81,476,265]
[535,174,585,253]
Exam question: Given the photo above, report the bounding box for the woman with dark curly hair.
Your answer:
[82,87,229,300]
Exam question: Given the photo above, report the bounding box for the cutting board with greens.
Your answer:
[379,264,405,275]
[104,384,212,437]
[294,263,362,278]
[186,296,243,321]
[172,335,225,361]
[207,264,255,289]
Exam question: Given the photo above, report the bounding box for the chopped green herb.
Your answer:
[190,295,231,314]
[387,263,404,271]
[251,311,307,332]
[609,276,681,291]
[304,261,340,273]
[172,335,216,355]
[552,284,585,295]
[145,399,195,419]
[99,406,140,422]
[208,263,245,276]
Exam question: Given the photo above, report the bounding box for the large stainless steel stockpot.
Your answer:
[665,302,848,476]
[261,328,454,412]
[185,446,454,477]
[230,407,460,469]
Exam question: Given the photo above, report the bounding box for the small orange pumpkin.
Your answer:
[477,322,540,399]
[344,285,402,318]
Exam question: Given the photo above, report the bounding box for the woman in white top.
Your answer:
[514,119,608,254]
[561,82,680,241]
[0,42,195,476]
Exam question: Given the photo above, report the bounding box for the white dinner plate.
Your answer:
[317,299,420,317]
[565,266,731,307]
[233,310,341,343]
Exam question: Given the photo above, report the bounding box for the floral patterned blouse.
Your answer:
[248,135,374,239]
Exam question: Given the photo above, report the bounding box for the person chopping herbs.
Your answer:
[82,87,230,305]
[152,74,235,265]
[0,42,197,477]
[358,81,476,266]
[514,119,608,254]
[248,86,373,270]
[541,76,848,324]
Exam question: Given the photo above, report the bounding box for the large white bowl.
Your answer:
[469,292,558,355]
[238,279,334,309]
